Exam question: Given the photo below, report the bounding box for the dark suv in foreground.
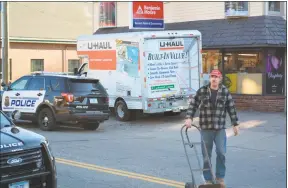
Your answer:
[0,110,57,188]
[0,72,110,131]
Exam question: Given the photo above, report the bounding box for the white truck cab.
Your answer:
[76,30,203,121]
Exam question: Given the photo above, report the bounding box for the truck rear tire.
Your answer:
[115,100,131,121]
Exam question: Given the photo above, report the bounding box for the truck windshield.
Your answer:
[0,112,12,129]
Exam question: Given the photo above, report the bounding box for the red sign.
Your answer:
[132,2,164,20]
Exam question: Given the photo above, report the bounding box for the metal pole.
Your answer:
[1,1,9,85]
[285,49,287,113]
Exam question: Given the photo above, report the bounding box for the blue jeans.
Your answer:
[201,129,227,181]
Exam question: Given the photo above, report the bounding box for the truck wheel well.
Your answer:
[114,97,126,108]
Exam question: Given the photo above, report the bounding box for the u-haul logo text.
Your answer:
[159,40,184,50]
[88,41,113,50]
[77,40,116,51]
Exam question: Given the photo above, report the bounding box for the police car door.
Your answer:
[2,77,46,113]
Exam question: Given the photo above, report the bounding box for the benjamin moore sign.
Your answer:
[129,2,164,29]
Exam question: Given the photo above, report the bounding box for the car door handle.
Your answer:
[37,93,43,96]
[15,93,20,96]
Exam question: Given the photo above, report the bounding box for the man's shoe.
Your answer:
[205,180,213,184]
[216,178,225,188]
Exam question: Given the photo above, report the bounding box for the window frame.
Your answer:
[31,59,44,72]
[68,59,81,74]
[224,1,250,18]
[264,1,285,16]
[98,2,117,28]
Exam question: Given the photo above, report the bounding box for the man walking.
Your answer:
[184,69,240,187]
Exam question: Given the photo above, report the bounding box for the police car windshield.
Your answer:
[0,112,13,128]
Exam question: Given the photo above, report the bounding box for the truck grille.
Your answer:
[0,147,43,178]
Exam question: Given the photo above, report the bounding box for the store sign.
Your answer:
[129,2,164,29]
[265,49,285,95]
[99,2,116,28]
[225,2,249,17]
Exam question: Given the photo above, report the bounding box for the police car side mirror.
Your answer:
[1,82,6,87]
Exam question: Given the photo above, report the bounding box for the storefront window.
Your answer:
[202,50,222,85]
[223,51,264,95]
[202,50,222,73]
[265,48,285,95]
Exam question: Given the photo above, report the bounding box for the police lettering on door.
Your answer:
[11,99,36,107]
[2,91,45,113]
[2,95,39,112]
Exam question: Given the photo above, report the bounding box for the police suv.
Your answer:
[0,110,57,188]
[0,72,110,131]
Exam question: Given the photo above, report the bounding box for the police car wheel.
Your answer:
[82,122,100,130]
[37,108,56,131]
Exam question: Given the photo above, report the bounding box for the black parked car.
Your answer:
[0,72,110,131]
[0,110,57,188]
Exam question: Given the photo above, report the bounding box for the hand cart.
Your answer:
[181,125,222,188]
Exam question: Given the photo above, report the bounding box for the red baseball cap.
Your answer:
[210,69,222,77]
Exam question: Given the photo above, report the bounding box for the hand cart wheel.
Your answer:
[181,125,223,188]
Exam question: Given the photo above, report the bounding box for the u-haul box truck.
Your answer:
[76,30,203,121]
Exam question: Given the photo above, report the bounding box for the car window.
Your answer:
[50,78,65,91]
[10,77,30,90]
[68,79,106,93]
[27,77,45,90]
[0,112,12,128]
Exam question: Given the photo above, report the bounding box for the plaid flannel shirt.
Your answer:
[186,84,239,130]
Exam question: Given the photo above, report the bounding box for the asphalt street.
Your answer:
[18,111,286,188]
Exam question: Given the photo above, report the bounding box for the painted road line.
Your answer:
[56,158,185,188]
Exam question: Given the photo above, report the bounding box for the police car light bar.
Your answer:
[31,71,73,76]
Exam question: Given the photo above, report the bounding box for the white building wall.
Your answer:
[93,2,266,30]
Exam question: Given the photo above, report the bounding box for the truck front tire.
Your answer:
[115,100,131,121]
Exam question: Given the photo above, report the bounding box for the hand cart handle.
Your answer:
[181,124,218,186]
[181,124,201,132]
[181,124,201,147]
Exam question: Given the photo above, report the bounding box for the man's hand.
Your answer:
[184,118,192,128]
[233,126,239,136]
